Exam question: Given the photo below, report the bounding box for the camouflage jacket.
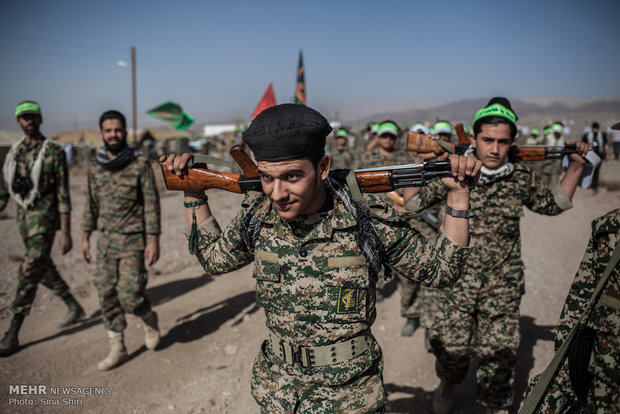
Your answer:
[555,209,619,402]
[358,147,411,169]
[329,148,355,170]
[406,164,572,298]
[193,191,470,349]
[1,137,71,238]
[82,155,160,237]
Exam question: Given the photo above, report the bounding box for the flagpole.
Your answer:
[131,46,137,145]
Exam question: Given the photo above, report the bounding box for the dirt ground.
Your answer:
[0,160,619,414]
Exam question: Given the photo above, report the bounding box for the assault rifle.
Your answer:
[407,125,596,162]
[160,145,474,194]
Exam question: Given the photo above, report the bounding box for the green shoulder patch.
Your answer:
[337,287,360,314]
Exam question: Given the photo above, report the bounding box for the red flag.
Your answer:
[295,50,306,105]
[252,83,276,119]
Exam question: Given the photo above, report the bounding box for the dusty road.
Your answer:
[0,161,619,414]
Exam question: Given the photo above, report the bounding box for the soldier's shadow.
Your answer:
[511,315,556,412]
[157,290,260,350]
[384,316,556,414]
[146,273,215,307]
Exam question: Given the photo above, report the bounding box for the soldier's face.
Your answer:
[377,133,397,151]
[100,119,127,154]
[471,123,513,169]
[258,156,330,220]
[336,137,347,150]
[16,114,42,136]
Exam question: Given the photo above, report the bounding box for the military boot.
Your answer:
[57,293,85,329]
[141,311,160,350]
[97,333,128,371]
[432,380,456,414]
[0,314,24,357]
[400,316,420,337]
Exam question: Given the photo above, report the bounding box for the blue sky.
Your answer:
[1,0,619,131]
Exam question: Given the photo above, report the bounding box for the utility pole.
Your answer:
[131,46,137,144]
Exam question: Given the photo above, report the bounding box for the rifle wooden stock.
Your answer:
[229,145,259,177]
[160,164,246,193]
[509,145,578,161]
[455,123,470,145]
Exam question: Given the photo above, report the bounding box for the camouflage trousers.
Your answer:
[397,272,420,319]
[526,362,620,413]
[93,252,150,332]
[251,340,385,413]
[11,232,70,315]
[430,291,521,409]
[418,285,441,329]
[539,160,561,187]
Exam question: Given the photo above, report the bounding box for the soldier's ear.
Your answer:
[318,155,330,180]
[470,133,477,148]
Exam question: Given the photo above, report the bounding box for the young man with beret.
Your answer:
[163,103,481,413]
[404,97,592,414]
[0,101,85,357]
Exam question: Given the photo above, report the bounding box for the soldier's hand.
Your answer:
[439,153,482,192]
[159,153,195,176]
[60,232,72,255]
[567,140,593,165]
[145,235,160,266]
[81,238,91,264]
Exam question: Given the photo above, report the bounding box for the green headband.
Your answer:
[543,126,552,135]
[377,122,398,136]
[370,123,380,133]
[530,128,540,135]
[15,102,41,117]
[551,123,563,132]
[336,129,349,138]
[472,103,516,126]
[432,121,452,134]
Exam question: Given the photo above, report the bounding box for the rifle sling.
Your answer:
[346,169,364,202]
[437,140,455,154]
[519,237,620,414]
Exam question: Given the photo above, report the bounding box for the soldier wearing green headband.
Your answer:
[162,103,481,413]
[0,101,85,357]
[330,128,355,169]
[404,97,592,414]
[538,122,566,186]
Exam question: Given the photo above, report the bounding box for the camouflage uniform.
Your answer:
[329,148,355,170]
[1,138,73,315]
[358,148,421,316]
[527,208,620,413]
[82,155,160,332]
[407,163,573,409]
[192,191,471,413]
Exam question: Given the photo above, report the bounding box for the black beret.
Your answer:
[242,104,332,161]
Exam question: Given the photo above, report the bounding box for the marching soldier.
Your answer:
[81,110,161,370]
[162,103,481,413]
[0,101,85,357]
[404,97,592,414]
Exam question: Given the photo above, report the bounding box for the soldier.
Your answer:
[432,120,456,145]
[404,97,592,414]
[81,110,161,371]
[330,128,355,169]
[521,207,620,413]
[162,103,481,413]
[359,120,419,328]
[0,101,85,357]
[525,128,542,145]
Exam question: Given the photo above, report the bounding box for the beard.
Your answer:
[104,139,127,155]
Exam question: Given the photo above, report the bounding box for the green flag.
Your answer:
[146,101,194,131]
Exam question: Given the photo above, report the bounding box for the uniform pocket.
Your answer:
[322,256,370,323]
[253,250,283,312]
